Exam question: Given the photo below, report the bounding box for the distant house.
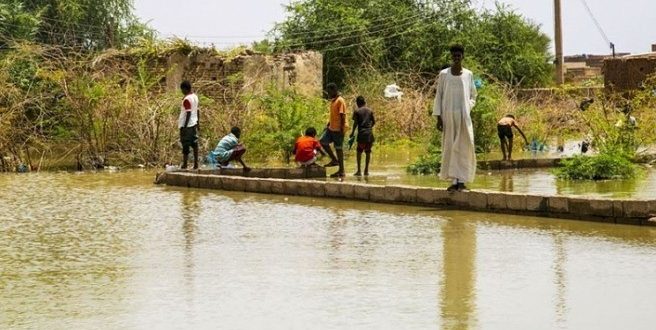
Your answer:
[604,45,656,93]
[564,53,629,83]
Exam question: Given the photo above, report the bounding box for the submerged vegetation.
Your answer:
[556,153,638,180]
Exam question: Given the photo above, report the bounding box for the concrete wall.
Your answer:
[478,158,562,170]
[604,54,656,93]
[156,172,656,226]
[165,50,323,101]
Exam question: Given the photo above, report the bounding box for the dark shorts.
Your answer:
[180,126,198,151]
[357,143,373,153]
[497,124,513,139]
[357,132,375,144]
[221,145,246,165]
[320,129,344,150]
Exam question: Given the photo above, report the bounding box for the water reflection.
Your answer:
[2,171,656,329]
[554,173,640,198]
[0,174,134,328]
[346,151,656,198]
[440,219,477,329]
[553,233,568,326]
[499,172,514,192]
[181,191,201,313]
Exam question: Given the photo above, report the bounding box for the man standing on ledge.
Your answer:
[321,83,347,178]
[179,80,199,169]
[433,44,478,192]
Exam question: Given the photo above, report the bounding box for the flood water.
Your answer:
[341,148,656,199]
[2,171,656,329]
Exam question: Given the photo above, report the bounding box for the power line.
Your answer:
[9,13,425,50]
[31,7,424,41]
[161,11,427,47]
[278,14,429,50]
[0,11,427,48]
[577,0,611,46]
[321,22,425,53]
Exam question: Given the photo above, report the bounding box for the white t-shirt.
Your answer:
[178,93,199,128]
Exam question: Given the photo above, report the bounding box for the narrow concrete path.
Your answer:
[156,172,656,226]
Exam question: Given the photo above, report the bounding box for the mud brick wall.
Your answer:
[604,55,656,93]
[164,50,323,101]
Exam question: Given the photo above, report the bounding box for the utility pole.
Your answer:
[554,0,564,85]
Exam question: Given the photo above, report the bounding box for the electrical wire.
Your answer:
[0,12,431,50]
[14,7,431,43]
[148,11,428,48]
[577,0,612,47]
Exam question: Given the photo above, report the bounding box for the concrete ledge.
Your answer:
[398,186,418,204]
[156,172,655,226]
[478,158,562,170]
[549,197,569,213]
[353,184,370,200]
[488,193,507,210]
[368,185,388,202]
[526,195,548,213]
[192,166,326,179]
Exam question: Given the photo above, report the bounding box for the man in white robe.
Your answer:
[433,44,478,192]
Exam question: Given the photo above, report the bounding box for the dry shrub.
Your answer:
[341,69,434,145]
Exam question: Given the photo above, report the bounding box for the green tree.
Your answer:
[463,4,553,87]
[0,1,42,48]
[273,0,552,87]
[0,0,151,50]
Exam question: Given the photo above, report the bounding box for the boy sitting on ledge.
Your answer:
[293,127,327,167]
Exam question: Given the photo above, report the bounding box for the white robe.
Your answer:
[432,67,477,183]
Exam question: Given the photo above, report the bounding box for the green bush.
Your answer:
[407,133,441,175]
[245,87,326,163]
[555,152,638,180]
[470,82,502,153]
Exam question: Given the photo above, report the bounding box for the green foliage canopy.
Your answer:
[0,0,151,50]
[274,0,553,87]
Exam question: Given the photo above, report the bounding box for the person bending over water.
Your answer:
[497,114,528,161]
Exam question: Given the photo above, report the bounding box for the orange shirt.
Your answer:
[294,136,322,162]
[329,96,347,132]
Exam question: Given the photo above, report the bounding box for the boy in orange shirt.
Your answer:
[293,127,326,167]
[320,83,347,177]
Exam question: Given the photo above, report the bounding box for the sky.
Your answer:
[134,0,656,56]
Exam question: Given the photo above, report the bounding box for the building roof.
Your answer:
[620,52,656,59]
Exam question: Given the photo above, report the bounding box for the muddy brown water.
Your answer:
[1,171,656,329]
[337,148,656,198]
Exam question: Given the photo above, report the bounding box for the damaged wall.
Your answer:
[604,54,656,93]
[164,50,323,101]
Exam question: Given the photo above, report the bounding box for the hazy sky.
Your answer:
[134,0,656,55]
